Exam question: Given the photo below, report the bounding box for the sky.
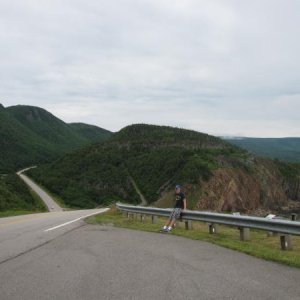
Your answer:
[0,0,299,137]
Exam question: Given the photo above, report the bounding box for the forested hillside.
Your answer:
[225,137,300,162]
[0,174,46,214]
[69,123,111,143]
[28,124,240,208]
[0,104,112,172]
[28,123,300,214]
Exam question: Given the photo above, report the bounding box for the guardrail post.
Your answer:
[209,223,219,234]
[239,227,250,241]
[279,214,297,250]
[280,235,293,250]
[151,215,158,224]
[185,220,193,230]
[140,214,145,222]
[291,213,297,221]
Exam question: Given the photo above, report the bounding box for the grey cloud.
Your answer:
[0,0,299,136]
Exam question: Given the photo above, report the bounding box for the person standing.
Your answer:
[162,185,186,232]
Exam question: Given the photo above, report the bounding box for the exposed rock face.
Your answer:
[196,168,288,214]
[156,159,300,215]
[283,179,300,201]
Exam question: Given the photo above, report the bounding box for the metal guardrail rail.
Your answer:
[117,203,300,236]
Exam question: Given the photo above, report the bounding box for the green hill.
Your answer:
[225,137,300,162]
[0,104,56,172]
[69,123,111,143]
[0,104,112,172]
[28,124,300,214]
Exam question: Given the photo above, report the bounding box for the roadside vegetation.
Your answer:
[87,206,300,269]
[0,174,47,217]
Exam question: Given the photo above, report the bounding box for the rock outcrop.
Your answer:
[196,168,288,214]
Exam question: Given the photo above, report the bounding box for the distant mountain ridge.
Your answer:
[224,137,300,162]
[0,104,112,172]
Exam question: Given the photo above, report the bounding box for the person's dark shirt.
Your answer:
[174,192,186,209]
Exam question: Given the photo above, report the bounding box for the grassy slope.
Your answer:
[0,174,47,216]
[87,207,300,269]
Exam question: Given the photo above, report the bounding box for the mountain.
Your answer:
[0,104,55,172]
[0,104,112,172]
[69,123,111,143]
[224,137,300,162]
[27,124,300,214]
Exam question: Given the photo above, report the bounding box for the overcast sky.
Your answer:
[1,0,299,137]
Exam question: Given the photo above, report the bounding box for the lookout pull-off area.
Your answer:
[1,220,300,300]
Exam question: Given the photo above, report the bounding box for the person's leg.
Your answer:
[166,209,181,231]
[163,218,175,231]
[164,219,172,227]
[168,219,176,228]
[162,210,176,230]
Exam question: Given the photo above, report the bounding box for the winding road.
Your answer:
[17,166,63,212]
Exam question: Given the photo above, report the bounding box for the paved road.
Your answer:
[1,224,300,300]
[17,167,63,212]
[0,209,108,264]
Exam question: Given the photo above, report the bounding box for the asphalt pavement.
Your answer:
[0,209,108,264]
[1,224,300,300]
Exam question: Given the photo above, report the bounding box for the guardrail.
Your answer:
[117,203,300,250]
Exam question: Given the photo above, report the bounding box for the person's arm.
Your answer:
[183,198,187,210]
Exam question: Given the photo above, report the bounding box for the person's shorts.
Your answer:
[169,208,182,221]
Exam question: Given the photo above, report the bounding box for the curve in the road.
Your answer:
[17,167,63,212]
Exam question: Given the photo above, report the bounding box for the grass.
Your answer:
[0,175,67,219]
[87,206,300,269]
[0,210,45,218]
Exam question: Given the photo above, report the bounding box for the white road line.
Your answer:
[44,209,109,232]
